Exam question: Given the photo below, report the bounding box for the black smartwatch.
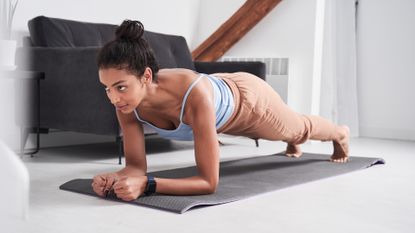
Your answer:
[144,175,157,196]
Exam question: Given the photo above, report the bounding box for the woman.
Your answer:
[92,20,349,201]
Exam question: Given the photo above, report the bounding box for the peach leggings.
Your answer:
[215,72,339,145]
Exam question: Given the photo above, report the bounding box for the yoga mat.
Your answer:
[60,153,384,213]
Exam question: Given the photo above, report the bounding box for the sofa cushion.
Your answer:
[144,31,195,70]
[28,16,117,47]
[28,16,195,70]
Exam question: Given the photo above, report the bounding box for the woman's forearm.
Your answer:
[116,165,146,177]
[155,176,218,195]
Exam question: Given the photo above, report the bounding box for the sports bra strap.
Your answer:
[179,74,206,122]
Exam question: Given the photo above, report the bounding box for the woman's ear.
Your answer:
[143,67,153,84]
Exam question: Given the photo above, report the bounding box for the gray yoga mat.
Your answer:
[60,152,384,213]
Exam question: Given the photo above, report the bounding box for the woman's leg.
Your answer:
[285,115,350,162]
[217,72,349,162]
[251,104,350,162]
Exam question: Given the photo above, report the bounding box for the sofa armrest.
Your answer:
[194,61,266,80]
[16,47,119,135]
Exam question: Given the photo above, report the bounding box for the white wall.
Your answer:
[13,0,200,46]
[191,0,244,50]
[194,0,318,114]
[357,0,415,140]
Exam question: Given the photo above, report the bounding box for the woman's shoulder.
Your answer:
[157,68,200,88]
[156,68,212,104]
[158,68,199,78]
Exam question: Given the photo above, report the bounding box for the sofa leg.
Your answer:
[116,136,123,165]
[20,127,49,157]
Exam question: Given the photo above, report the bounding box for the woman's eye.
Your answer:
[118,86,126,91]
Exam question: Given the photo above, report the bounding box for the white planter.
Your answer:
[0,39,17,70]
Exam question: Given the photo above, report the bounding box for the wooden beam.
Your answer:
[192,0,282,62]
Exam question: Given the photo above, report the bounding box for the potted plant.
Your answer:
[0,0,19,70]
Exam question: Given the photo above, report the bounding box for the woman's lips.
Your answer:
[116,104,128,110]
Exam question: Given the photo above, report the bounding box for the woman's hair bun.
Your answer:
[115,20,145,41]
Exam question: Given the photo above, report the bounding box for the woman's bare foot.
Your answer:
[331,125,350,163]
[285,144,303,158]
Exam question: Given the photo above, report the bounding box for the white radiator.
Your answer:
[220,57,289,103]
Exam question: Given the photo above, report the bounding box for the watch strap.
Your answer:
[144,175,157,195]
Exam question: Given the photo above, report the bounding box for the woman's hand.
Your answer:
[91,172,120,197]
[113,176,147,201]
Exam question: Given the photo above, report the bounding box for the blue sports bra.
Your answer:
[133,73,234,141]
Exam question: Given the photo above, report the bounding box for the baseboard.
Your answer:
[359,126,415,141]
[25,131,115,149]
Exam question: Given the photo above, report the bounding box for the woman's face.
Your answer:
[99,68,148,114]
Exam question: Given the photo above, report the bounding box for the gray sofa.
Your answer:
[17,16,266,162]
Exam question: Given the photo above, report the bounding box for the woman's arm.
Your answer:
[92,110,147,196]
[112,80,220,200]
[112,96,220,200]
[154,81,220,195]
[115,109,148,177]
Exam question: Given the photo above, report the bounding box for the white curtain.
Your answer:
[319,0,359,137]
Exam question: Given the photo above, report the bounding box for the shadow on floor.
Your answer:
[24,137,235,163]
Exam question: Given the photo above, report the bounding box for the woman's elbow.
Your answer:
[205,178,219,194]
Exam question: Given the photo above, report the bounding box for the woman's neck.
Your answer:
[138,82,175,112]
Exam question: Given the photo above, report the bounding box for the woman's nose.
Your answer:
[108,93,120,104]
[111,97,120,104]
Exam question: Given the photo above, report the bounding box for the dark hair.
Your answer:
[97,20,159,80]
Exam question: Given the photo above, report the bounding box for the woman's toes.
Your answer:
[330,157,348,163]
[292,152,302,158]
[287,152,301,158]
